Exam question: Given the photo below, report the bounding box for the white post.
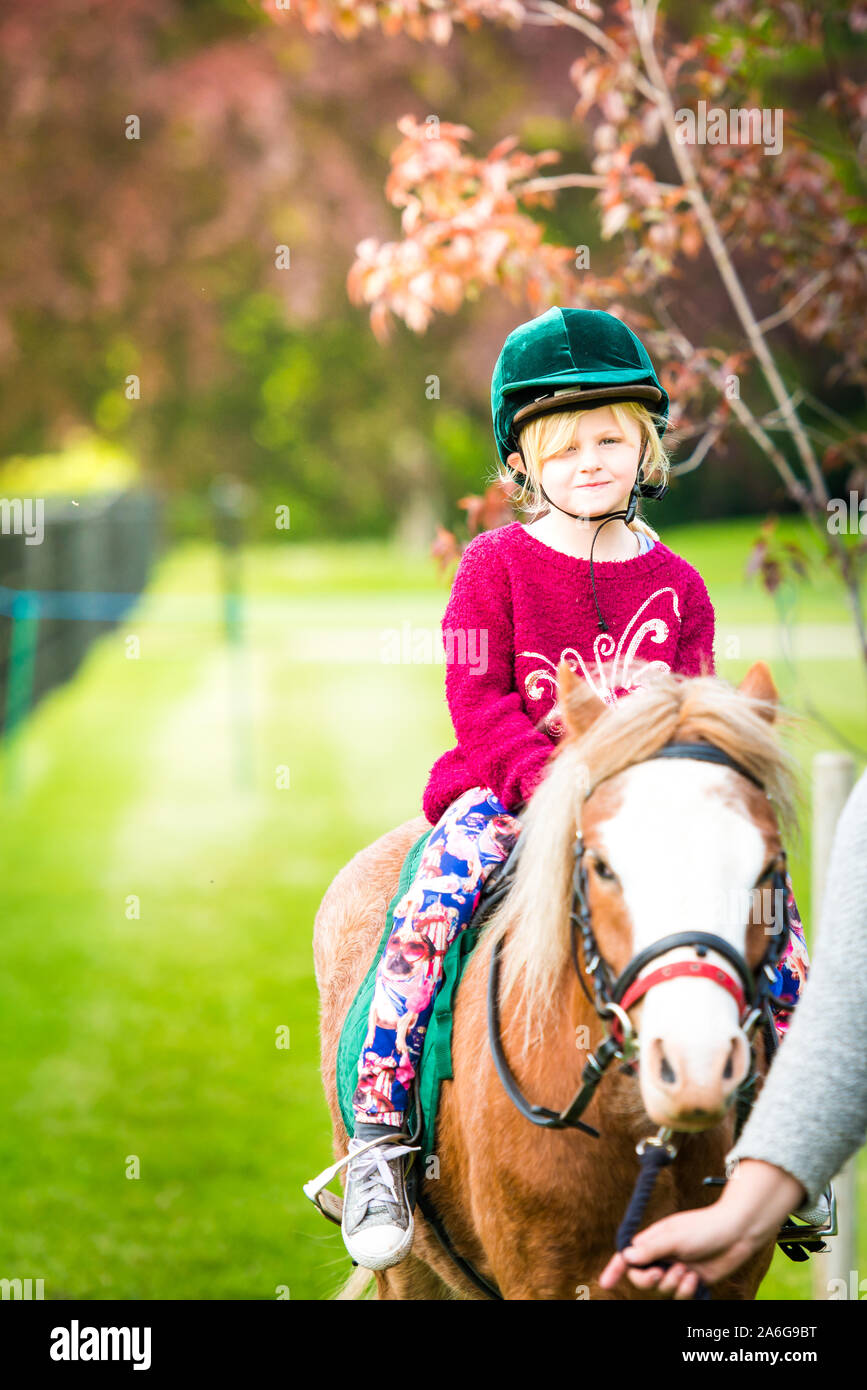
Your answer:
[811,751,857,1301]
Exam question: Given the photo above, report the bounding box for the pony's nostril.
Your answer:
[723,1036,746,1085]
[660,1051,676,1085]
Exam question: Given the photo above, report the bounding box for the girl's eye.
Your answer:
[563,439,620,452]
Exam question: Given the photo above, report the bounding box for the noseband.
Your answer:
[486,740,794,1137]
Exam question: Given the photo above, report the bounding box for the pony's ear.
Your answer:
[737,661,779,722]
[556,659,608,740]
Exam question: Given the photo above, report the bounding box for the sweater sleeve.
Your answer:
[441,531,556,811]
[673,567,716,677]
[725,770,867,1207]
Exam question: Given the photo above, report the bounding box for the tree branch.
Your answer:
[668,416,727,478]
[755,269,834,334]
[645,290,866,664]
[526,0,661,107]
[629,0,831,508]
[515,172,682,197]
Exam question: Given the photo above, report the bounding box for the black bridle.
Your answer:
[486,740,794,1137]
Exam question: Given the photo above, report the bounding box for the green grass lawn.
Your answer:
[0,519,863,1300]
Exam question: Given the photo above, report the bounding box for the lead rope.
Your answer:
[615,1134,711,1301]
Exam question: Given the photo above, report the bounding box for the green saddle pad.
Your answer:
[335,826,490,1165]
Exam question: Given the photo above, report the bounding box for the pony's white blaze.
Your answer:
[599,760,768,1129]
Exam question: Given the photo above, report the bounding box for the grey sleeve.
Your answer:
[725,768,867,1207]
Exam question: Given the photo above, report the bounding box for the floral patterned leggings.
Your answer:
[353,785,811,1126]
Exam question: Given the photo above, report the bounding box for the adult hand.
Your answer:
[597,1159,806,1298]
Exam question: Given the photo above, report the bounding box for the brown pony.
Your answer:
[311,659,804,1300]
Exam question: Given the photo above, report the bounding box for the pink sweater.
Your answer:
[422,521,716,826]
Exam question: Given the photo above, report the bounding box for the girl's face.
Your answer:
[535,406,642,516]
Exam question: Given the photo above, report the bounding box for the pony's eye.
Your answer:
[593,857,616,882]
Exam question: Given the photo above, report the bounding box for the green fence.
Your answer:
[0,489,162,735]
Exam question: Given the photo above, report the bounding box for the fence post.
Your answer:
[2,590,41,795]
[210,475,253,791]
[811,750,857,1301]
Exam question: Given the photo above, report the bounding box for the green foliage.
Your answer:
[431,408,491,493]
[0,434,139,496]
[150,295,490,543]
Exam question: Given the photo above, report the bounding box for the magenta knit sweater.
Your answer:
[421,521,716,826]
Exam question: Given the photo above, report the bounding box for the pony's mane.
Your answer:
[481,663,806,1053]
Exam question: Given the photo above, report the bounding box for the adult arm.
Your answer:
[724,766,867,1204]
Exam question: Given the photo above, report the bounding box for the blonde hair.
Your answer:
[495,400,673,544]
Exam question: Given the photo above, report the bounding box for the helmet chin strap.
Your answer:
[531,437,649,635]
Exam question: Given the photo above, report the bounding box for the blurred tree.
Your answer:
[276,0,867,684]
[1,0,864,567]
[0,0,593,538]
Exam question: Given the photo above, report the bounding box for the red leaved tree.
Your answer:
[272,0,867,729]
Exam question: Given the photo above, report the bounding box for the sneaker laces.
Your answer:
[347,1138,416,1214]
[303,1132,420,1212]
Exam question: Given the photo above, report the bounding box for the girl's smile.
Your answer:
[508,406,647,560]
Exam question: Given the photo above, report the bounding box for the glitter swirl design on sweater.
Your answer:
[520,585,681,733]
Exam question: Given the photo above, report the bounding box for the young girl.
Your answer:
[338,306,811,1271]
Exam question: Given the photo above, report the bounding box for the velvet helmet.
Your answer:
[491,306,671,520]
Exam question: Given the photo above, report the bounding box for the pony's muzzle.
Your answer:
[640,1032,750,1129]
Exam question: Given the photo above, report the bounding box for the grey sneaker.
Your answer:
[340,1125,417,1270]
[791,1184,834,1230]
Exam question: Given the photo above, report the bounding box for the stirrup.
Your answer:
[776,1183,837,1261]
[703,1174,838,1263]
[303,1130,421,1228]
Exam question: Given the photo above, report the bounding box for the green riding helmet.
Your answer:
[491,306,671,638]
[491,306,670,504]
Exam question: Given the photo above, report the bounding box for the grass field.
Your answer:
[0,517,864,1300]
